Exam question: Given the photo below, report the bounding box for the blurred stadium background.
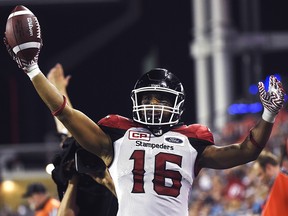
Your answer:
[0,0,288,215]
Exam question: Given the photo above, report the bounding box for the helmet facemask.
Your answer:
[131,87,184,127]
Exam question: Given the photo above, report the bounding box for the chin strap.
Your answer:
[152,128,163,136]
[149,125,172,137]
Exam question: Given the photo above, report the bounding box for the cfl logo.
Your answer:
[129,131,150,141]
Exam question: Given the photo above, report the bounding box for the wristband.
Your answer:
[249,129,264,149]
[27,64,41,80]
[262,108,276,123]
[52,95,67,116]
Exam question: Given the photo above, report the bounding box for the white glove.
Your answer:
[258,75,285,123]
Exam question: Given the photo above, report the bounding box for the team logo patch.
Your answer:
[164,136,184,144]
[129,131,151,141]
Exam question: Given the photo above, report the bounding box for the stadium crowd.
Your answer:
[189,110,288,216]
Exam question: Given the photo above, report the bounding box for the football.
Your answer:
[5,5,42,62]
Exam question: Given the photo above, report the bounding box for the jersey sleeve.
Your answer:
[189,124,214,176]
[186,124,214,160]
[172,124,215,176]
[173,123,214,146]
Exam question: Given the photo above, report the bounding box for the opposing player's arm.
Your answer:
[57,175,79,216]
[199,75,285,169]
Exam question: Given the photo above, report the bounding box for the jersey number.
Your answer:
[129,150,182,197]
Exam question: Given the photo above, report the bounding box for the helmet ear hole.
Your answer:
[131,68,185,128]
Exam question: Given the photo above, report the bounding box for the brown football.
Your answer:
[5,5,42,62]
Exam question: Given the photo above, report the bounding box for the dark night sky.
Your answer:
[1,0,288,144]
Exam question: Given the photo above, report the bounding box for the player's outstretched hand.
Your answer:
[258,75,285,123]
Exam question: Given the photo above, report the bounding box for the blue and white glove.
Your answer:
[258,75,285,123]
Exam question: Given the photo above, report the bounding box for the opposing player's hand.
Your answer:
[47,63,71,93]
[258,75,285,122]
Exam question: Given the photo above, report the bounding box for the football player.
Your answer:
[4,29,285,216]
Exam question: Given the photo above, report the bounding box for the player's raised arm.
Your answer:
[199,75,285,169]
[4,5,113,166]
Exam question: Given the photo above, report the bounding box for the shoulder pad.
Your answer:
[98,114,139,130]
[172,124,214,144]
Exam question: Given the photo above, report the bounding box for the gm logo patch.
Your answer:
[164,136,184,144]
[129,131,151,141]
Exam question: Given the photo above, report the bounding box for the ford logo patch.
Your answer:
[165,137,183,144]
